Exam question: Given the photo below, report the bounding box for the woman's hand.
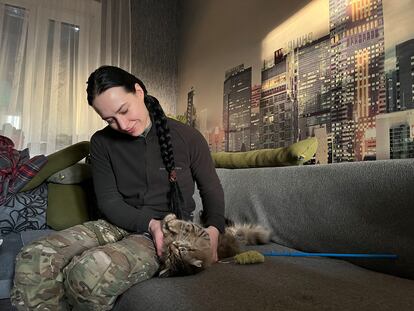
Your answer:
[205,226,220,263]
[148,219,164,257]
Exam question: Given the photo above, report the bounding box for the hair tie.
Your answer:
[169,169,177,182]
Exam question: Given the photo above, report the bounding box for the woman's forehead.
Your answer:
[93,87,130,116]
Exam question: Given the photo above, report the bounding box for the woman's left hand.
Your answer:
[205,226,220,263]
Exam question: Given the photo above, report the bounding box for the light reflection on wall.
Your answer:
[261,0,329,61]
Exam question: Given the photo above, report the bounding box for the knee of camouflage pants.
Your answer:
[11,220,129,311]
[64,233,159,311]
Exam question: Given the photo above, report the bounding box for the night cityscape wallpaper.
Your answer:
[181,0,414,164]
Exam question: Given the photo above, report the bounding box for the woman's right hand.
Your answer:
[148,219,164,257]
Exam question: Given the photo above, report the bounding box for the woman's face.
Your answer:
[92,83,150,137]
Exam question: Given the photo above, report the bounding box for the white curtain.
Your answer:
[0,0,131,155]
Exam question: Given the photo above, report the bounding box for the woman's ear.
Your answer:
[134,83,144,96]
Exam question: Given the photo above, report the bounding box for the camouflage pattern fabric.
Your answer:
[64,234,159,311]
[10,219,157,311]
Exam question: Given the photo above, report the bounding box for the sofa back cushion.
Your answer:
[0,183,48,235]
[194,159,414,279]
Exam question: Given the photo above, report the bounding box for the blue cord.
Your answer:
[262,251,398,259]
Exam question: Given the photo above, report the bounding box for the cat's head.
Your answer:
[159,214,212,277]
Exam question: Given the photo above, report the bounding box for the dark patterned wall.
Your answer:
[130,0,181,115]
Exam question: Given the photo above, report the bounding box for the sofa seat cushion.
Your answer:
[113,243,414,311]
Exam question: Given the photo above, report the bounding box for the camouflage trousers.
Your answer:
[10,220,159,311]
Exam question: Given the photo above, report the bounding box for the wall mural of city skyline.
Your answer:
[180,0,414,164]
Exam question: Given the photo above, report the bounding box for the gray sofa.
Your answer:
[1,159,414,310]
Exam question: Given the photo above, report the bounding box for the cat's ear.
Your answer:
[190,259,203,268]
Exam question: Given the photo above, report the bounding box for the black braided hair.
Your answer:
[87,65,185,219]
[143,94,184,219]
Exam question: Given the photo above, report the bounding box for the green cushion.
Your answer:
[21,141,90,192]
[47,183,89,230]
[211,137,318,168]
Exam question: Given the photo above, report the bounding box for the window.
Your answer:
[0,0,130,155]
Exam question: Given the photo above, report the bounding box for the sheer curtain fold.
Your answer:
[9,11,28,115]
[0,0,131,155]
[0,2,29,149]
[101,0,131,71]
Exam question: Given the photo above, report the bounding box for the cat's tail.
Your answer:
[226,224,271,245]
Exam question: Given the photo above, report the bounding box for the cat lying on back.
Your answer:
[159,213,271,277]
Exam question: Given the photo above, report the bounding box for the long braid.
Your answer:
[144,94,185,219]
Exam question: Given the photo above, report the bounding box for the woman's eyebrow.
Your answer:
[102,103,128,119]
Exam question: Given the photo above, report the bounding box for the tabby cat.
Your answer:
[159,213,271,277]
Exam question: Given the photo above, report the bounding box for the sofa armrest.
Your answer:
[21,141,90,192]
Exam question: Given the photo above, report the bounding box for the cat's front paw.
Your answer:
[163,213,177,223]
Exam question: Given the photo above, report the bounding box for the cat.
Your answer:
[158,213,271,277]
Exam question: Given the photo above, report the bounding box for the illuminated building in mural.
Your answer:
[223,64,252,152]
[376,109,414,159]
[296,34,331,163]
[383,39,414,158]
[260,49,297,149]
[186,87,195,127]
[329,0,386,162]
[212,0,414,162]
[250,85,261,150]
[395,39,414,111]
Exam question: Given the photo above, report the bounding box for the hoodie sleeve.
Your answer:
[188,128,225,233]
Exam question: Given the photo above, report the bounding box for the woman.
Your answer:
[11,66,225,311]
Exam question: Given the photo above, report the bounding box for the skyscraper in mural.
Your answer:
[378,38,414,160]
[260,49,297,149]
[186,87,195,127]
[198,0,414,163]
[250,85,261,150]
[385,70,397,113]
[223,64,252,152]
[376,109,414,159]
[385,39,414,113]
[329,0,385,162]
[296,35,331,163]
[395,39,414,111]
